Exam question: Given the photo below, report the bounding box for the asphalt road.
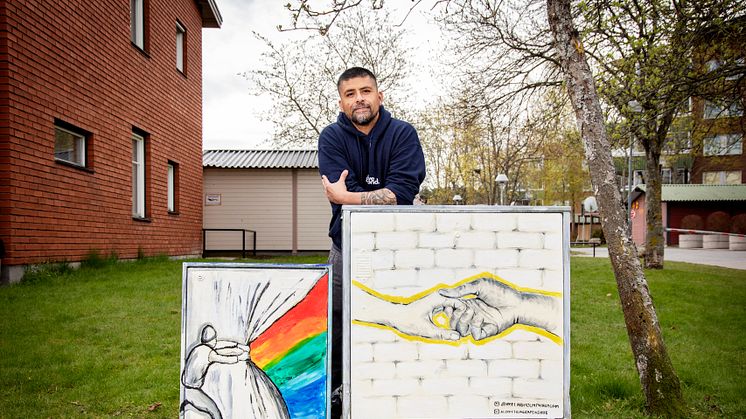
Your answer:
[572,246,746,270]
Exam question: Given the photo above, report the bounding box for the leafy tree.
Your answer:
[548,0,685,414]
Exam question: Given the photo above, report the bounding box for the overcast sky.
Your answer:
[201,0,445,151]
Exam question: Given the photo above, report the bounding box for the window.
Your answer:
[706,57,745,81]
[132,132,146,218]
[131,0,145,49]
[167,161,179,213]
[703,134,742,156]
[661,168,672,184]
[54,121,88,167]
[633,170,645,186]
[176,22,186,73]
[704,99,744,119]
[703,171,742,185]
[675,168,689,184]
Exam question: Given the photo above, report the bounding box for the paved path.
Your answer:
[572,246,746,270]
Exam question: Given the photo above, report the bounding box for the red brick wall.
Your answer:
[0,0,205,267]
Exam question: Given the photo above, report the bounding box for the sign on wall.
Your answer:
[343,206,570,419]
[180,263,331,419]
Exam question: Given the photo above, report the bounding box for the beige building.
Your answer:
[202,150,330,254]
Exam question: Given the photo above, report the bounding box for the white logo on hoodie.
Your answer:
[365,175,380,185]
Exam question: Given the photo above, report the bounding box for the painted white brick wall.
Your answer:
[395,249,435,269]
[395,213,436,232]
[376,232,418,250]
[350,210,566,418]
[419,232,456,249]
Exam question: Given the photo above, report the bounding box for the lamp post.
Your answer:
[452,194,463,205]
[495,174,508,205]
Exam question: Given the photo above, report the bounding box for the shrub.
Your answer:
[731,214,746,234]
[591,228,606,244]
[706,211,731,233]
[680,214,704,230]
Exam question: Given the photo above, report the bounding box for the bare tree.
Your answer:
[548,0,684,414]
[244,8,412,147]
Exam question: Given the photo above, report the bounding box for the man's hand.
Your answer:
[321,169,351,204]
[321,169,397,205]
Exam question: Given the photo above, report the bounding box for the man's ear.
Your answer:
[379,91,384,104]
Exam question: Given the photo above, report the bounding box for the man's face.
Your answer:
[338,76,383,127]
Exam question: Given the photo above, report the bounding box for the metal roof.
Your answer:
[203,149,319,169]
[635,184,746,202]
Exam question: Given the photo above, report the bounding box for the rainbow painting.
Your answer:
[250,273,329,418]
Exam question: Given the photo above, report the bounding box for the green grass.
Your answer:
[0,255,744,418]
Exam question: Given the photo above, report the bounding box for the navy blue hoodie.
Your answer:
[318,106,426,249]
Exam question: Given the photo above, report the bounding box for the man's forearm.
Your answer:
[360,188,396,205]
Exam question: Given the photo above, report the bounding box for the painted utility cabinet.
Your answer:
[180,263,331,419]
[343,206,570,419]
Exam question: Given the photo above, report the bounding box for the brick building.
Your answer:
[0,0,222,282]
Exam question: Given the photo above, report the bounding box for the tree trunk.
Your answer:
[546,0,685,416]
[643,143,664,269]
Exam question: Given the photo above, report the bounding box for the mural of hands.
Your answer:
[353,276,561,344]
[439,278,523,340]
[439,277,562,340]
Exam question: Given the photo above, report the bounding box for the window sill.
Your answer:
[55,159,94,174]
[132,216,151,223]
[168,211,180,216]
[177,68,187,79]
[131,42,150,58]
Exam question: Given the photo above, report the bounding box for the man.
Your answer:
[318,67,426,416]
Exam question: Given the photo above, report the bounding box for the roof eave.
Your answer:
[196,0,222,28]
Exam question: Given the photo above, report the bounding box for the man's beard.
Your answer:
[351,106,378,126]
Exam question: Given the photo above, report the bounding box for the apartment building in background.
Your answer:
[0,0,222,282]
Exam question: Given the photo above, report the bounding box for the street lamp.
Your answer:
[495,173,508,205]
[453,194,463,205]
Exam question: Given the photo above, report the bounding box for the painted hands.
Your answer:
[438,279,523,340]
[439,278,562,340]
[353,277,561,343]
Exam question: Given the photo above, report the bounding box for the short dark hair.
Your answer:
[337,67,378,90]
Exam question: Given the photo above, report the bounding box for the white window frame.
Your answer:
[633,170,645,186]
[167,162,175,212]
[661,168,672,184]
[131,0,144,49]
[704,99,744,119]
[54,125,86,167]
[703,134,743,156]
[703,171,742,185]
[176,22,186,73]
[675,168,689,184]
[132,133,146,218]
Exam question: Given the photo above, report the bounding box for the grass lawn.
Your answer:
[0,255,743,418]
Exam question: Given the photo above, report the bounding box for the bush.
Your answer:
[591,228,606,244]
[680,214,704,230]
[731,214,746,234]
[706,211,731,233]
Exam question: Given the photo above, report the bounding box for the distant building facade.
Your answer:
[202,150,331,254]
[0,0,222,282]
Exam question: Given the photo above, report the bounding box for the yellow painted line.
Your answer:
[352,320,562,345]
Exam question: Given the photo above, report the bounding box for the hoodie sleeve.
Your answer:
[384,123,426,204]
[318,126,366,193]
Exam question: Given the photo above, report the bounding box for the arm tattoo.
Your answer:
[361,188,397,205]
